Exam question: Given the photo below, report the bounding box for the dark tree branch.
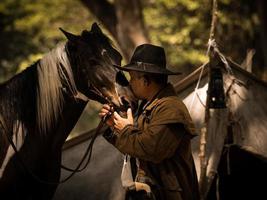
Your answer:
[80,0,150,61]
[80,0,118,38]
[257,0,267,69]
[114,0,150,60]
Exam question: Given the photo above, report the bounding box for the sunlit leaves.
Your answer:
[0,0,93,82]
[144,0,209,73]
[143,0,261,77]
[0,0,263,81]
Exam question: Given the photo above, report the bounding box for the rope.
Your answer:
[206,0,233,75]
[190,0,233,114]
[199,1,235,199]
[189,62,208,112]
[207,39,233,75]
[199,0,219,198]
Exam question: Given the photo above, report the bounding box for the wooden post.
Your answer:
[198,0,219,198]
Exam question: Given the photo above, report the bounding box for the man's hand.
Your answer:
[113,108,134,132]
[98,104,114,127]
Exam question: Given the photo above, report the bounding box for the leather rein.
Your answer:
[0,85,115,185]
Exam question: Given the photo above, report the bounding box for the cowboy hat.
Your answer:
[113,44,181,75]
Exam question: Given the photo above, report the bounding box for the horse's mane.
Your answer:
[0,43,78,136]
[36,43,77,134]
[0,27,119,137]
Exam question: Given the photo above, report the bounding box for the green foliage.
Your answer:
[1,0,263,80]
[0,0,96,137]
[215,0,260,66]
[144,0,210,74]
[143,0,262,76]
[0,0,93,82]
[0,0,265,137]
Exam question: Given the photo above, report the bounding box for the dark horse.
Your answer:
[0,23,135,200]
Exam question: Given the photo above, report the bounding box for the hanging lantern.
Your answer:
[208,66,226,109]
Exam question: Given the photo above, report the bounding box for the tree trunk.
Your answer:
[256,0,267,80]
[80,0,150,61]
[114,0,150,60]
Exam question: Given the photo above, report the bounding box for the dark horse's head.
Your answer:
[60,23,136,111]
[0,23,137,199]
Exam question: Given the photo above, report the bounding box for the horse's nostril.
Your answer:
[107,96,112,101]
[121,96,127,105]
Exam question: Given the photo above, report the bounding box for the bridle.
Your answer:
[0,72,129,185]
[0,42,130,184]
[0,114,107,186]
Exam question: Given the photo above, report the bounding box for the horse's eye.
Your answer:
[100,86,107,90]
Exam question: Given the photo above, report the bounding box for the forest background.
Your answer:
[1,0,266,138]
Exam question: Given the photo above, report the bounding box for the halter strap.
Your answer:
[0,108,106,185]
[72,83,112,106]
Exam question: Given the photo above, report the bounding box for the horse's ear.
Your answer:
[59,28,79,43]
[91,22,102,34]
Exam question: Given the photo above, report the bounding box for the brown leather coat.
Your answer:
[104,84,200,200]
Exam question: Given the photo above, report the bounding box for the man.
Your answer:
[99,44,200,200]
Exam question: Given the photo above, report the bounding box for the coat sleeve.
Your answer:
[105,100,189,163]
[112,123,186,163]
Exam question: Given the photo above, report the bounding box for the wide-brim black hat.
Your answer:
[113,44,181,75]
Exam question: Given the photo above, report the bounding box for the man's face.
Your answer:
[128,71,146,100]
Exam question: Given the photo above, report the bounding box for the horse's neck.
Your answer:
[48,96,88,150]
[0,46,89,152]
[0,65,37,165]
[0,65,37,131]
[0,59,86,145]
